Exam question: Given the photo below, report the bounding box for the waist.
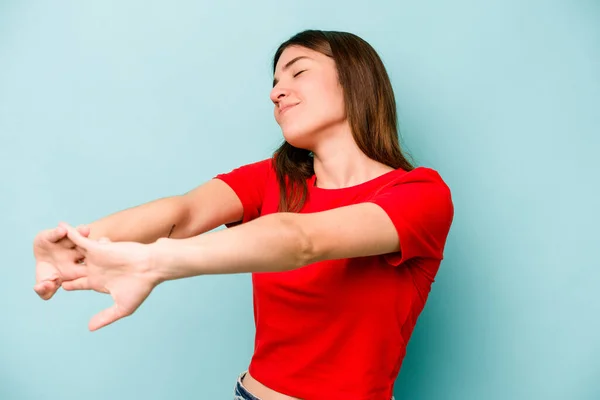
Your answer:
[244,361,397,400]
[241,371,301,400]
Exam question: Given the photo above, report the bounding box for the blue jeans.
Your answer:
[233,371,396,400]
[233,371,260,400]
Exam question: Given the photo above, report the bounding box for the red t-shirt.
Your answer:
[215,158,454,400]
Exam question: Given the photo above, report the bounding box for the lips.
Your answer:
[279,103,299,115]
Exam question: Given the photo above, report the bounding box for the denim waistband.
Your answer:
[233,371,395,400]
[233,371,261,400]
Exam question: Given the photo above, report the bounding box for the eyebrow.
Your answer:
[273,56,312,87]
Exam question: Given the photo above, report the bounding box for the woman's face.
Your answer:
[270,45,346,150]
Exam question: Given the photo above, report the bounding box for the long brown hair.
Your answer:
[272,30,414,212]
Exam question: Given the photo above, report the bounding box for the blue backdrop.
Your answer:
[1,1,598,399]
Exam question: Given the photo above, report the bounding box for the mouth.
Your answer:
[279,103,299,116]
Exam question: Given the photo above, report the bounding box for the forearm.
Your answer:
[85,179,244,244]
[87,196,189,244]
[150,213,312,282]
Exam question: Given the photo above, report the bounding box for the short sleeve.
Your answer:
[368,168,454,266]
[213,158,273,228]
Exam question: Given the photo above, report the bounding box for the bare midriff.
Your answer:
[242,371,302,400]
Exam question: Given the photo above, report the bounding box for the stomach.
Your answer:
[241,371,301,400]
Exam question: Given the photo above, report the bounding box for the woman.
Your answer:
[33,30,454,400]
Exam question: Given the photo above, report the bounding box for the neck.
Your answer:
[311,122,394,189]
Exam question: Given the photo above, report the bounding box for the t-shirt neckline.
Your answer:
[308,167,412,194]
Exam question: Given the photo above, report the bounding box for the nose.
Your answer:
[270,84,289,105]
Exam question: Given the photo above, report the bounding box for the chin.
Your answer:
[281,125,316,150]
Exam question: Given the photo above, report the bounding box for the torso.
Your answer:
[215,158,451,399]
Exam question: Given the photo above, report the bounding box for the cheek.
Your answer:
[322,82,345,115]
[277,80,346,145]
[305,81,345,120]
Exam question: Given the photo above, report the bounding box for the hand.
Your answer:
[33,224,91,300]
[61,223,159,331]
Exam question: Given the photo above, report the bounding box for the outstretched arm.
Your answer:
[151,202,399,280]
[33,178,243,300]
[85,178,244,242]
[61,203,400,331]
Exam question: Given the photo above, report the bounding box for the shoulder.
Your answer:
[369,166,454,231]
[398,166,448,185]
[228,157,275,172]
[215,157,275,179]
[373,166,452,198]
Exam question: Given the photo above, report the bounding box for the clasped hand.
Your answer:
[33,222,159,331]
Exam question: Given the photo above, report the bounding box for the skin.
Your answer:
[33,225,90,300]
[33,45,400,400]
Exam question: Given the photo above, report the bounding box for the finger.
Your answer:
[60,264,88,281]
[55,222,76,249]
[62,224,93,252]
[56,236,77,249]
[33,281,54,299]
[62,277,90,291]
[34,281,59,300]
[89,304,124,332]
[76,225,91,238]
[55,225,91,249]
[98,237,111,244]
[35,260,60,283]
[45,226,67,244]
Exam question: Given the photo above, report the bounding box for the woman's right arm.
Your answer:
[93,156,273,243]
[86,178,244,243]
[33,178,244,300]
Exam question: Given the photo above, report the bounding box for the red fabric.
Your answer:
[215,158,454,400]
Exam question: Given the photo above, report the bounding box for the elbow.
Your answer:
[277,213,316,269]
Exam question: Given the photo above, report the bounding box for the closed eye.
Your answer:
[294,70,306,77]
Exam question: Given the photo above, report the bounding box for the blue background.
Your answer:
[1,1,598,399]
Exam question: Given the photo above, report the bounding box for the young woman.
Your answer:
[33,30,454,400]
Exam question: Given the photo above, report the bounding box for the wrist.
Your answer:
[148,237,206,283]
[148,238,173,285]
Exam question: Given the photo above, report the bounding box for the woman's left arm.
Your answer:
[150,202,399,282]
[60,203,399,331]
